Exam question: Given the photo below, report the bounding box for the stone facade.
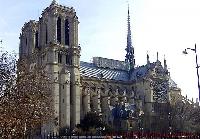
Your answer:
[19,1,181,134]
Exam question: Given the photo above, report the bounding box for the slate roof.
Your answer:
[80,61,129,81]
[80,61,178,88]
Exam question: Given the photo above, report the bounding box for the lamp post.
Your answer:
[183,44,200,101]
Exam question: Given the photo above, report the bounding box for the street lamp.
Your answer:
[183,44,200,101]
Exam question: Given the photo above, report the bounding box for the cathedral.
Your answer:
[19,0,180,134]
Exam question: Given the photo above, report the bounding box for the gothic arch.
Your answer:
[57,17,61,43]
[35,31,38,48]
[65,19,70,45]
[82,82,89,96]
[108,85,115,96]
[89,83,96,96]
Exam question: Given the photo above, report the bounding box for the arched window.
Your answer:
[25,38,27,46]
[66,54,70,65]
[35,31,38,48]
[65,19,69,45]
[57,17,61,43]
[58,52,62,63]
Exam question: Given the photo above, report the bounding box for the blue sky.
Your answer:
[0,0,200,100]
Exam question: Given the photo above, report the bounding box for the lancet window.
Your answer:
[57,17,61,43]
[65,19,70,45]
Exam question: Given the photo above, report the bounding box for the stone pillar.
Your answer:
[61,17,65,45]
[52,71,60,134]
[80,86,83,120]
[108,96,111,109]
[82,87,90,115]
[90,87,96,112]
[91,87,98,112]
[87,88,91,112]
[48,16,57,44]
[97,88,101,113]
[54,49,58,63]
[38,21,43,46]
[110,96,117,106]
[30,30,35,55]
[41,64,60,134]
[71,17,79,47]
[59,70,70,130]
[70,73,80,129]
[118,89,125,105]
[75,17,79,46]
[68,8,80,129]
[100,89,108,113]
[101,89,109,123]
[129,90,135,104]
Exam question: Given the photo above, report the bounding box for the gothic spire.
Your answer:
[125,4,135,69]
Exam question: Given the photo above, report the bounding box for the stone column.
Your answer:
[52,71,60,134]
[118,89,125,105]
[30,30,35,55]
[82,87,90,115]
[61,17,65,45]
[80,86,83,120]
[108,96,111,109]
[97,88,101,113]
[91,87,99,112]
[101,89,109,123]
[42,66,60,134]
[59,70,70,130]
[110,96,117,106]
[70,73,80,129]
[89,87,94,111]
[129,90,135,104]
[87,88,91,112]
[70,17,79,47]
[74,16,79,46]
[48,15,57,44]
[38,21,43,47]
[100,89,108,113]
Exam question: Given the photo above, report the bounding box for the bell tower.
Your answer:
[19,0,81,134]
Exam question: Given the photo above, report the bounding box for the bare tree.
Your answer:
[170,93,200,133]
[0,51,53,138]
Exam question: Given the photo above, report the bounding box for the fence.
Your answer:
[24,132,200,139]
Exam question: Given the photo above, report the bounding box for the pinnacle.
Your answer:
[51,0,57,5]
